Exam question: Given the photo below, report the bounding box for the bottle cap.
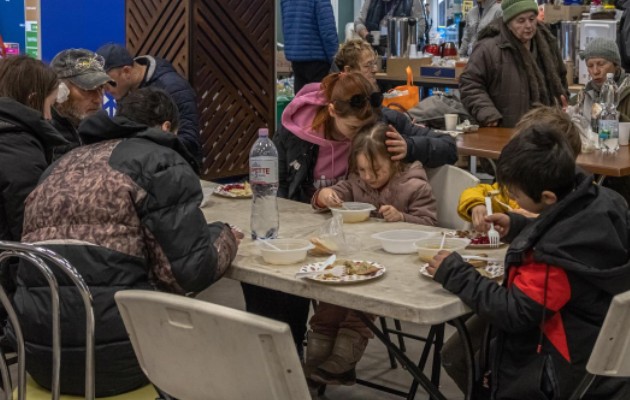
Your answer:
[259,128,269,137]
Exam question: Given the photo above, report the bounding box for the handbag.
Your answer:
[382,66,420,111]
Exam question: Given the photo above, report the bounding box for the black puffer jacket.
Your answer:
[12,111,237,396]
[435,173,630,399]
[49,108,82,161]
[275,107,457,202]
[0,98,67,242]
[137,56,201,163]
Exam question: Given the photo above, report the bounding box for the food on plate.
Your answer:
[324,259,380,276]
[309,237,339,256]
[452,230,491,245]
[221,182,252,197]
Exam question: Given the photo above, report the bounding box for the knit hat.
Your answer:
[579,38,621,66]
[502,0,538,23]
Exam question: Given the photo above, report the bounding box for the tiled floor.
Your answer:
[198,278,465,400]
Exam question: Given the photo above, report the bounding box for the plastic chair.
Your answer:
[115,290,311,400]
[0,241,156,400]
[427,165,480,230]
[569,290,630,400]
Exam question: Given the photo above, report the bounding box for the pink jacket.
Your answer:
[314,161,438,226]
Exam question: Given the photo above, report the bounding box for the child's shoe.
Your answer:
[303,331,335,378]
[309,328,368,386]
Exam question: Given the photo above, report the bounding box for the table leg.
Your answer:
[470,156,478,175]
[595,175,606,186]
[358,313,448,400]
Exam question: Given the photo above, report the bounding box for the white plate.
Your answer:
[418,262,504,280]
[213,183,252,198]
[298,260,386,284]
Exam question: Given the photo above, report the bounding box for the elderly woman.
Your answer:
[459,0,503,57]
[579,38,630,122]
[460,0,568,127]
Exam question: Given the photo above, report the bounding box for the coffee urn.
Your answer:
[560,21,578,84]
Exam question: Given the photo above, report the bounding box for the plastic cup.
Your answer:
[619,122,630,146]
[444,114,458,131]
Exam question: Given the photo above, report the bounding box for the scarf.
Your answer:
[501,22,568,107]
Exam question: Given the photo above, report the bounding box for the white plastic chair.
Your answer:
[569,290,630,400]
[426,165,480,230]
[115,290,311,400]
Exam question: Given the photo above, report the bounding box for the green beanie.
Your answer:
[502,0,539,23]
[579,38,621,66]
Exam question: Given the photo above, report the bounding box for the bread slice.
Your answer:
[309,237,338,256]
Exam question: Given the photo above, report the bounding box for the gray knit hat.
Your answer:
[579,38,621,66]
[502,0,538,23]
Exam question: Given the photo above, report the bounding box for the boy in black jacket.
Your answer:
[428,125,630,399]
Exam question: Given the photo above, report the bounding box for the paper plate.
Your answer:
[419,262,503,280]
[213,183,252,198]
[298,260,385,284]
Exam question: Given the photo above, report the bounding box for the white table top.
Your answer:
[201,182,506,325]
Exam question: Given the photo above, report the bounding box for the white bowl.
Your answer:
[331,202,376,223]
[371,230,439,254]
[414,237,471,262]
[259,239,314,265]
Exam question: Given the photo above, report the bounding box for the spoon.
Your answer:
[256,238,282,251]
[438,233,447,251]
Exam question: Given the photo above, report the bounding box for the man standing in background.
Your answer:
[96,43,202,164]
[281,0,339,94]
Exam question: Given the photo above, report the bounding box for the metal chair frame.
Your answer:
[0,241,95,400]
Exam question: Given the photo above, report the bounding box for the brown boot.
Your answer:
[310,328,368,386]
[303,331,335,379]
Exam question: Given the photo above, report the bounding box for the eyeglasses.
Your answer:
[361,60,379,70]
[338,92,383,109]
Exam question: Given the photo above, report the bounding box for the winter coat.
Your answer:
[275,83,457,203]
[313,161,438,225]
[459,19,568,127]
[436,172,630,399]
[457,182,518,222]
[580,69,630,122]
[618,0,630,73]
[459,0,503,57]
[12,111,237,397]
[49,108,82,161]
[0,98,67,242]
[281,0,339,63]
[136,56,201,163]
[355,0,426,39]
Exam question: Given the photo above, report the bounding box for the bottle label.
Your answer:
[250,156,278,184]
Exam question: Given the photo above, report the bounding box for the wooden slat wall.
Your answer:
[126,0,275,179]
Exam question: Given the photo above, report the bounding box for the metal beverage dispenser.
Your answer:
[560,21,578,84]
[387,17,411,58]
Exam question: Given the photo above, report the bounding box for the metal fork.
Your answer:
[484,196,500,248]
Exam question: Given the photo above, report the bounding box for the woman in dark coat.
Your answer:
[459,0,569,127]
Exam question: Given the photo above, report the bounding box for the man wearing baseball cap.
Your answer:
[49,48,115,160]
[96,43,201,163]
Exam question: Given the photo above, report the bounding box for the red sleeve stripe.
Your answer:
[512,262,571,312]
[543,313,571,362]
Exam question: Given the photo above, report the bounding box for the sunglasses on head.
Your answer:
[345,92,383,109]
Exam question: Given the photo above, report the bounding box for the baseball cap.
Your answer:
[96,43,135,72]
[51,49,115,91]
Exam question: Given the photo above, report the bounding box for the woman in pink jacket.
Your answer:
[306,122,437,386]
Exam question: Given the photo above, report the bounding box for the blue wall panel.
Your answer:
[41,0,126,63]
[0,0,26,51]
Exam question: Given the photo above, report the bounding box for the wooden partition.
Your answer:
[126,0,276,179]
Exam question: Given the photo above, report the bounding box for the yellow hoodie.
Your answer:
[457,182,519,222]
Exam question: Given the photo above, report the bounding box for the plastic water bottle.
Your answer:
[249,128,279,239]
[599,73,619,152]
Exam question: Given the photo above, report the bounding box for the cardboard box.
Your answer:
[386,57,432,80]
[419,66,465,80]
[543,5,587,23]
[276,50,291,74]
